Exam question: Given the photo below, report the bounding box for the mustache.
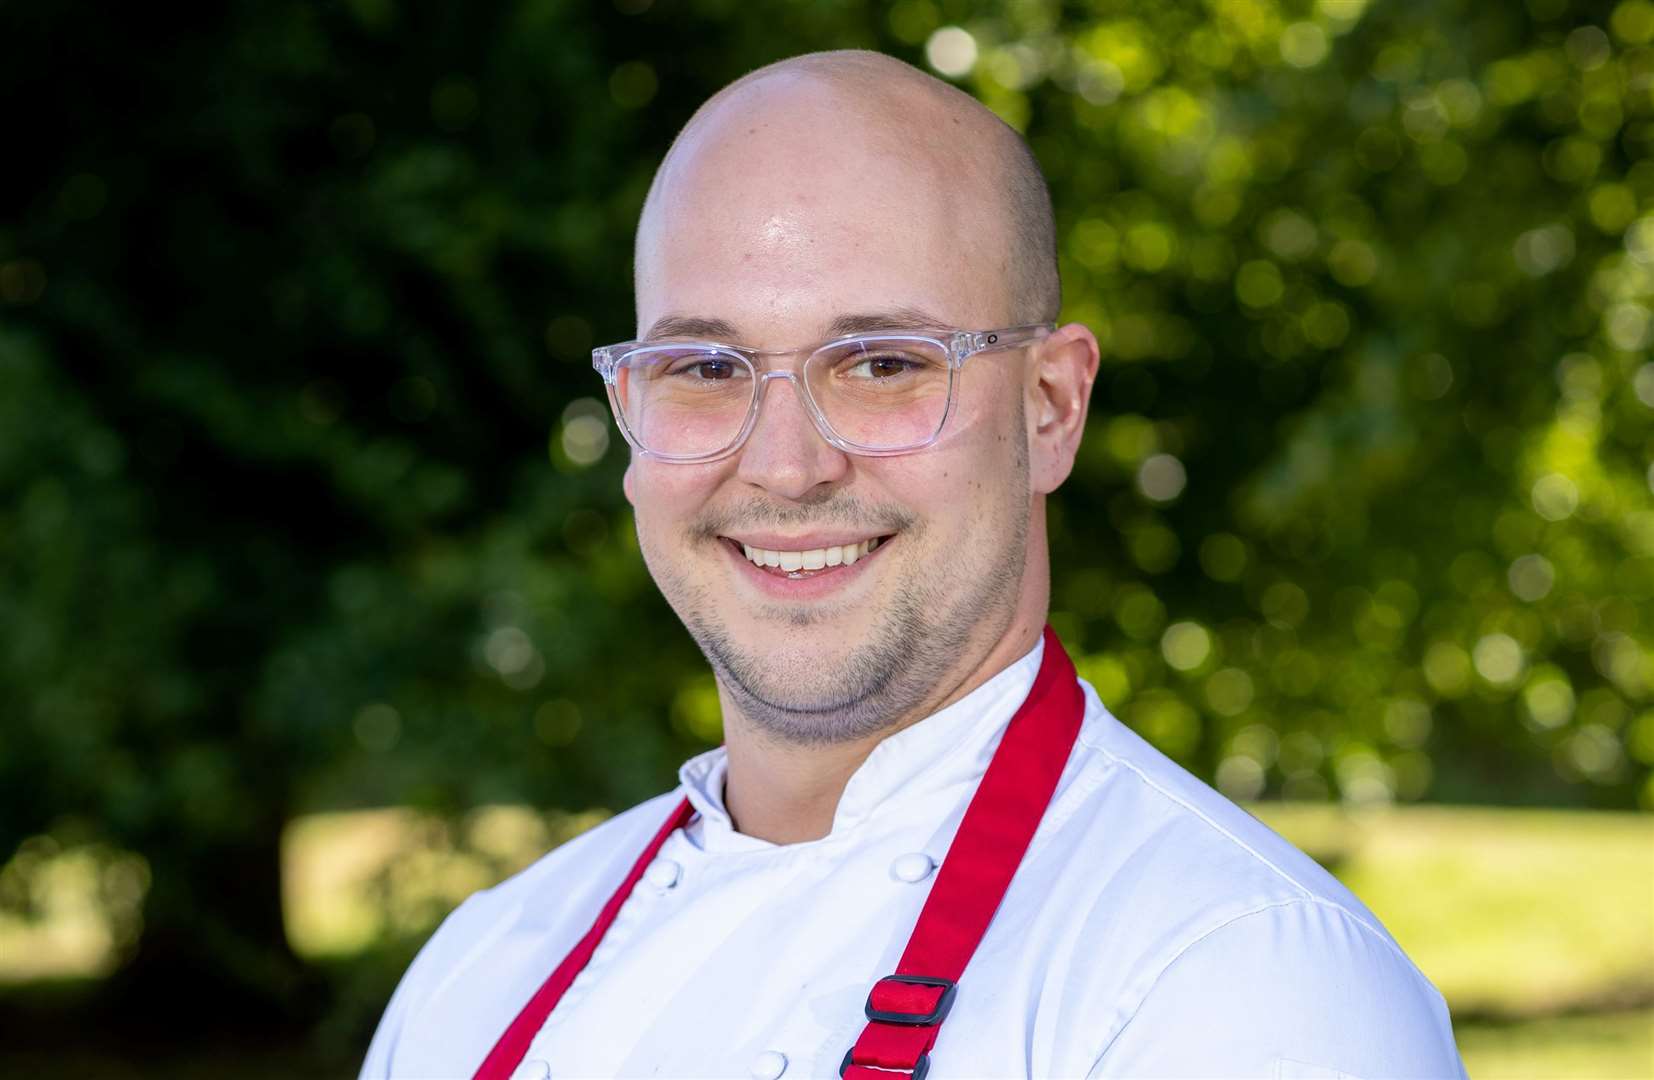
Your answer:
[688,495,917,540]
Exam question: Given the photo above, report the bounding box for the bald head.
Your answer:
[635,50,1060,328]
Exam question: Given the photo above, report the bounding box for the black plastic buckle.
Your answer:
[863,973,957,1026]
[840,1048,932,1080]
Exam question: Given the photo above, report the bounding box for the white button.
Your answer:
[890,852,936,883]
[644,857,681,890]
[749,1050,787,1079]
[511,1060,550,1080]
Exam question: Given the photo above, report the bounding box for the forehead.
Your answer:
[635,76,1011,341]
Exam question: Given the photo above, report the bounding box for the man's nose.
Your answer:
[734,373,850,498]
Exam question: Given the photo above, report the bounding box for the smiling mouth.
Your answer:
[723,536,891,578]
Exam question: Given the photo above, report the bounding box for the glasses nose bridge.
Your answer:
[744,361,837,450]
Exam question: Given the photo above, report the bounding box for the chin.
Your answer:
[684,597,950,745]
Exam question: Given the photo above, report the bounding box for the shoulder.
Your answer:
[1048,681,1395,944]
[1092,899,1463,1076]
[1023,682,1459,1071]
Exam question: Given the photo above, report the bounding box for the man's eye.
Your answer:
[846,353,920,378]
[665,357,740,379]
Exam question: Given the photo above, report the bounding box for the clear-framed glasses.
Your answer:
[590,324,1052,463]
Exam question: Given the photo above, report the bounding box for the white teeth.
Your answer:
[738,537,885,571]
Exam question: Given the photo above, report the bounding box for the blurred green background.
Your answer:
[2,0,1651,1075]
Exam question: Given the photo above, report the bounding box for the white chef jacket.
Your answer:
[362,639,1466,1079]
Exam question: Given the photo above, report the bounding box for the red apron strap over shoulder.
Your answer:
[840,625,1084,1080]
[474,625,1086,1080]
[472,796,695,1080]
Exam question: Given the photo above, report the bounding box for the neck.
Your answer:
[718,612,1045,844]
[720,727,884,844]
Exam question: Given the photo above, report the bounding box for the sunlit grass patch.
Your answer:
[1455,1007,1654,1079]
[279,804,612,958]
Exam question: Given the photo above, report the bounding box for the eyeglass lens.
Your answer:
[611,336,954,457]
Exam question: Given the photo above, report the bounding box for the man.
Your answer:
[362,51,1465,1079]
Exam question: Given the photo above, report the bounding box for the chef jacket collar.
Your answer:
[677,636,1046,854]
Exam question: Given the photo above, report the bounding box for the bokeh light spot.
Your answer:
[926,26,978,78]
[1206,667,1256,716]
[1235,259,1284,308]
[1565,25,1613,70]
[1261,209,1319,260]
[1262,581,1310,628]
[1613,0,1654,42]
[557,398,611,467]
[1215,755,1267,799]
[1161,621,1213,672]
[1565,725,1625,782]
[1508,553,1556,602]
[1473,633,1526,687]
[1130,691,1202,759]
[1327,239,1378,286]
[1513,224,1575,276]
[1424,641,1473,697]
[1136,453,1187,503]
[1384,698,1433,747]
[1279,23,1330,69]
[1632,363,1654,407]
[1523,669,1576,730]
[609,61,658,109]
[1604,303,1652,350]
[1337,748,1396,805]
[1624,216,1654,262]
[485,627,536,677]
[1530,473,1580,521]
[1588,183,1638,232]
[1114,585,1167,640]
[534,699,583,747]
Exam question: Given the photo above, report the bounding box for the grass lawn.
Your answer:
[1455,1008,1653,1078]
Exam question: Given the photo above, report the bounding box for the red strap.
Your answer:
[472,796,695,1080]
[842,626,1084,1078]
[474,626,1084,1080]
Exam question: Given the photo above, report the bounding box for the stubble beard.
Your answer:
[641,442,1032,746]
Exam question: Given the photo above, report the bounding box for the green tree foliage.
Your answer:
[1,0,1650,1020]
[1009,0,1654,812]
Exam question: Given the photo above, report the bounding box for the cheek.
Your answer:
[948,375,1031,484]
[626,460,724,539]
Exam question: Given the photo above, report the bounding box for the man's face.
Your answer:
[626,79,1037,742]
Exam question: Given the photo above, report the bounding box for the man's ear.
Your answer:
[622,455,639,506]
[1026,322,1100,495]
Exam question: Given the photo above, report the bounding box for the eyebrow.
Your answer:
[644,306,950,343]
[645,314,740,340]
[825,307,949,337]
